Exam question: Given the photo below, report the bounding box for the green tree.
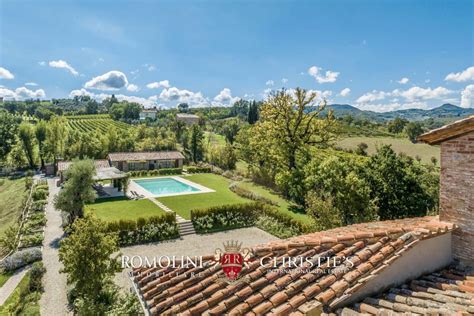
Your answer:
[223,119,240,144]
[387,117,409,134]
[404,122,424,143]
[247,101,259,124]
[85,99,99,114]
[354,142,368,156]
[35,121,47,169]
[189,124,204,163]
[54,160,96,224]
[305,155,378,225]
[18,122,36,169]
[45,116,68,173]
[59,216,120,309]
[230,99,249,119]
[365,145,436,220]
[0,111,19,161]
[0,225,19,252]
[177,103,189,113]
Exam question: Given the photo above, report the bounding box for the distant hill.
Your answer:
[322,104,474,122]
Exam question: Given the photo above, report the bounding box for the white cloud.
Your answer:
[265,80,274,86]
[355,101,429,112]
[281,78,288,84]
[357,86,453,106]
[69,88,156,107]
[445,66,474,82]
[146,80,170,89]
[38,61,46,66]
[308,66,339,83]
[460,84,474,108]
[158,87,208,107]
[339,88,351,97]
[148,65,156,71]
[126,84,139,92]
[213,88,240,106]
[356,90,389,103]
[0,67,14,79]
[48,60,79,76]
[397,77,409,84]
[85,71,128,90]
[0,86,45,100]
[393,86,452,101]
[25,82,38,86]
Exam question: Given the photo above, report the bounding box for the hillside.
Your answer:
[322,103,474,123]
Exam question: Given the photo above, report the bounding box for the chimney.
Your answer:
[418,116,474,265]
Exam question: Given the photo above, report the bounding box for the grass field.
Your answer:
[237,181,311,223]
[157,174,249,219]
[86,196,166,222]
[0,178,26,236]
[338,136,440,165]
[204,132,226,148]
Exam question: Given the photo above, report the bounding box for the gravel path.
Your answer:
[39,178,71,316]
[0,265,30,305]
[115,227,278,290]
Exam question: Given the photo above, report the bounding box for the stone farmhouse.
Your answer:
[176,113,200,125]
[131,116,474,315]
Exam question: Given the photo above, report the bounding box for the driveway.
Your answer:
[115,227,278,290]
[40,178,71,316]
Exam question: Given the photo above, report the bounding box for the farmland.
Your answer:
[66,115,130,133]
[337,136,440,165]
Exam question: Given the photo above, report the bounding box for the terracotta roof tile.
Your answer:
[131,216,457,315]
[108,151,184,162]
[339,263,474,315]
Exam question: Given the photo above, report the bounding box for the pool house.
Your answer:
[108,151,185,172]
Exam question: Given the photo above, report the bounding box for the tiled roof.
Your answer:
[418,115,474,144]
[57,159,110,172]
[131,216,457,315]
[334,264,474,315]
[108,151,185,162]
[176,113,200,119]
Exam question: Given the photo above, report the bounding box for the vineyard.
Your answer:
[67,115,130,133]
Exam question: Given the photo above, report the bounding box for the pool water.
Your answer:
[133,177,201,196]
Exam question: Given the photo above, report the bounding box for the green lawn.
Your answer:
[0,178,27,236]
[338,136,440,165]
[0,272,13,287]
[204,132,226,148]
[237,181,311,223]
[86,197,167,222]
[157,174,249,219]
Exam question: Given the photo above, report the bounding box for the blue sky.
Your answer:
[0,0,473,111]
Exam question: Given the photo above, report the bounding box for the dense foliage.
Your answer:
[54,159,96,224]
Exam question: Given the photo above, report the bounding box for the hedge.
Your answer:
[228,182,279,206]
[127,168,182,178]
[104,213,179,246]
[0,247,42,272]
[186,166,212,173]
[190,202,313,237]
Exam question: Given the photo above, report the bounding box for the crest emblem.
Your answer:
[214,240,251,284]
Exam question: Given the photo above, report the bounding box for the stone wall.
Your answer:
[440,131,474,264]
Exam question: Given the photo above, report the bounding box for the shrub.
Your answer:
[0,179,5,186]
[32,188,48,201]
[191,202,313,237]
[35,184,49,191]
[0,247,42,272]
[31,200,47,212]
[158,168,182,175]
[228,182,278,206]
[29,261,46,292]
[255,215,304,239]
[105,213,178,246]
[20,233,44,248]
[186,166,212,173]
[191,202,260,233]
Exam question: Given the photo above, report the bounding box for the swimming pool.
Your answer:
[132,177,211,197]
